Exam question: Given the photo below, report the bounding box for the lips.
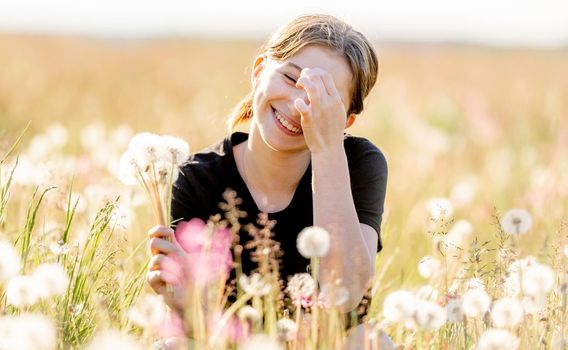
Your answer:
[271,107,302,135]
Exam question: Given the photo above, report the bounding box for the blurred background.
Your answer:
[1,0,567,284]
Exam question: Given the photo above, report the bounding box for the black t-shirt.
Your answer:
[171,132,388,282]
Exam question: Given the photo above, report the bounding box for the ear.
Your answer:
[345,113,357,129]
[251,54,266,87]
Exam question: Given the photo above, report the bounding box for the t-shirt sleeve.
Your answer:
[348,139,388,252]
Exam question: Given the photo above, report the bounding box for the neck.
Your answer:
[239,126,311,195]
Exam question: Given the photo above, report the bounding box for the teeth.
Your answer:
[274,109,301,134]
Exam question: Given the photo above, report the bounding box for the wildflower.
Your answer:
[128,132,163,164]
[477,329,520,350]
[500,208,532,235]
[296,226,330,258]
[462,288,491,318]
[238,334,283,350]
[85,329,144,350]
[426,197,453,221]
[127,294,167,329]
[161,135,190,165]
[414,300,446,331]
[276,318,298,342]
[382,290,418,324]
[0,240,21,283]
[445,298,464,323]
[319,284,350,306]
[6,275,40,307]
[239,273,271,296]
[522,263,554,296]
[490,298,524,328]
[32,263,69,298]
[238,306,261,323]
[0,313,57,350]
[418,256,441,279]
[287,273,316,302]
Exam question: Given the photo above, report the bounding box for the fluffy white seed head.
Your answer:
[286,273,316,301]
[161,135,190,166]
[6,275,40,307]
[418,256,441,279]
[0,240,21,283]
[276,318,298,342]
[383,290,418,324]
[522,263,555,296]
[462,288,491,318]
[296,226,330,258]
[237,306,261,323]
[239,273,271,296]
[414,300,447,331]
[0,313,57,350]
[445,220,473,249]
[32,263,69,299]
[238,334,283,350]
[500,208,532,235]
[85,329,144,350]
[477,329,520,350]
[127,294,167,329]
[446,298,464,323]
[490,297,524,328]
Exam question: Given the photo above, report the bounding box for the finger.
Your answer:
[149,237,179,256]
[148,253,166,271]
[147,270,166,293]
[148,225,175,239]
[319,71,340,98]
[296,73,320,105]
[294,99,310,120]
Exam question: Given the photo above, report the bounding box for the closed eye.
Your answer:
[283,73,297,84]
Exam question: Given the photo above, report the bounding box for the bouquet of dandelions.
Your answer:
[118,132,189,228]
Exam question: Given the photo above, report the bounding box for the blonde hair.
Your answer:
[228,14,379,132]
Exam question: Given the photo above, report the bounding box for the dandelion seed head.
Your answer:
[238,334,283,350]
[477,329,519,350]
[465,277,486,291]
[0,240,21,283]
[128,132,163,164]
[85,329,144,350]
[445,298,464,323]
[462,288,491,318]
[426,197,454,221]
[118,150,144,186]
[296,226,330,258]
[239,273,271,296]
[418,256,441,279]
[33,263,69,298]
[287,273,315,301]
[237,306,261,323]
[490,297,524,328]
[127,294,167,329]
[6,275,40,307]
[0,313,56,350]
[276,318,298,342]
[415,285,439,301]
[161,135,190,166]
[450,178,478,208]
[414,300,446,332]
[382,290,418,324]
[500,208,532,235]
[522,263,554,296]
[504,256,538,297]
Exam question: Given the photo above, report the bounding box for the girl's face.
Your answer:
[250,44,354,153]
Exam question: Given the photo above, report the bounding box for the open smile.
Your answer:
[271,107,303,135]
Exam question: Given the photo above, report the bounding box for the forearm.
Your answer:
[311,147,374,310]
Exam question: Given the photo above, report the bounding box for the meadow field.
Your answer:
[0,34,567,349]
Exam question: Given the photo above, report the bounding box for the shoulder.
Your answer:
[343,133,388,171]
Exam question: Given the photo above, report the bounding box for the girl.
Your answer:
[148,13,387,322]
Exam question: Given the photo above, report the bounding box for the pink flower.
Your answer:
[175,218,233,285]
[208,312,248,344]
